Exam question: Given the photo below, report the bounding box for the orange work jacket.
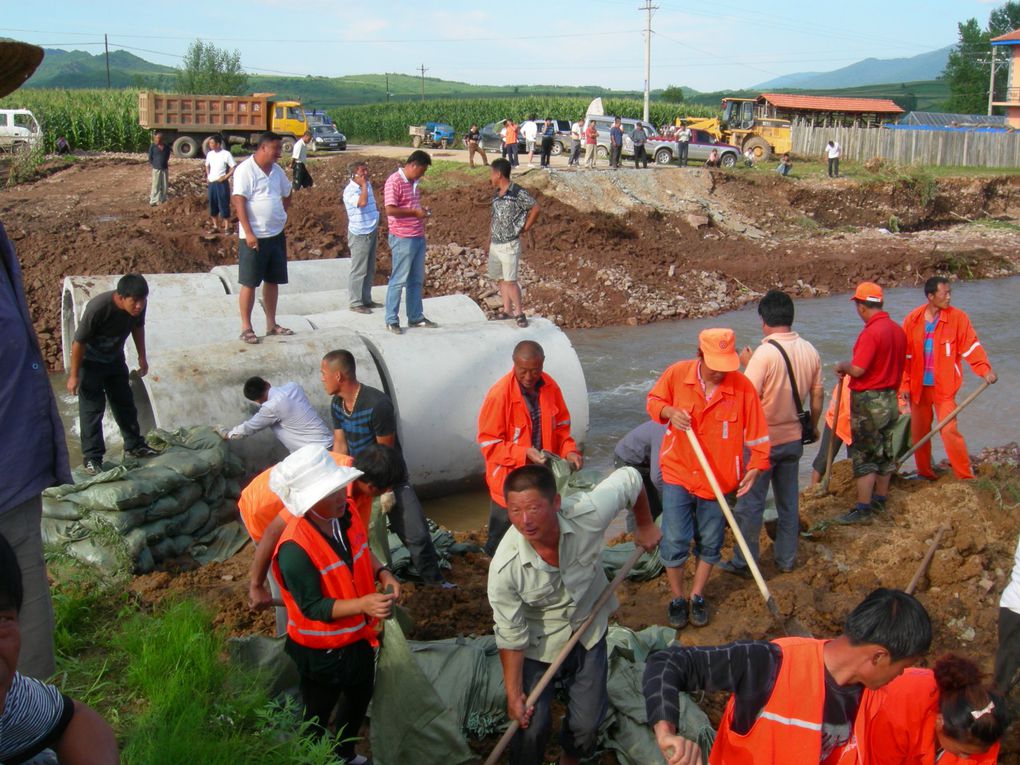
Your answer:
[901,304,991,405]
[647,360,770,499]
[238,452,371,542]
[853,668,999,765]
[825,381,853,445]
[711,638,857,765]
[478,370,579,506]
[271,509,379,650]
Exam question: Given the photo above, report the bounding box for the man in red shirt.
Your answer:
[835,282,907,524]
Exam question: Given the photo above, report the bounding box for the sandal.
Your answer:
[266,324,294,336]
[515,314,529,328]
[494,311,513,320]
[239,329,260,345]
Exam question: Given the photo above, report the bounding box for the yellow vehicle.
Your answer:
[138,91,308,158]
[678,97,791,162]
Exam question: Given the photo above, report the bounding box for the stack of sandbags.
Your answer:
[42,426,247,574]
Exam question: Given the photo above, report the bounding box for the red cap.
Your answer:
[698,328,739,372]
[851,281,883,305]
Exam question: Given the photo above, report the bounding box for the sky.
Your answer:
[3,0,1007,93]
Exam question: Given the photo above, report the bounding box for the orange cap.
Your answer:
[698,328,739,372]
[850,281,883,305]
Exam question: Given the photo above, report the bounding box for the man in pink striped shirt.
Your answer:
[383,151,437,334]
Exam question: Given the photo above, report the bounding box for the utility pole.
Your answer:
[386,73,390,102]
[640,0,657,124]
[988,46,996,116]
[104,33,111,88]
[419,64,428,102]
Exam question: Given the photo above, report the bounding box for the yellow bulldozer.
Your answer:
[678,97,791,161]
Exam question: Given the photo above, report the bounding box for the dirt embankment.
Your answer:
[2,152,1018,371]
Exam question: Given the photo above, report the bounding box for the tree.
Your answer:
[943,18,990,113]
[176,40,247,95]
[989,1,1020,36]
[660,85,686,104]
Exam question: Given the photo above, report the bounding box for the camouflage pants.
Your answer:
[850,389,899,477]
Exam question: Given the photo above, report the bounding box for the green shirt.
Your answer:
[486,467,642,662]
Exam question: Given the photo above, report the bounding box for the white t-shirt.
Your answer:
[571,121,583,140]
[521,121,538,140]
[232,157,291,238]
[292,138,309,163]
[1001,535,1020,614]
[826,142,841,159]
[205,148,236,183]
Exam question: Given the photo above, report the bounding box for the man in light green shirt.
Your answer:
[487,464,661,765]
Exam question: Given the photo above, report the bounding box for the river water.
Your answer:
[423,276,1020,530]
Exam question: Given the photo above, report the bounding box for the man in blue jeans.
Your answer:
[382,150,437,334]
[721,291,823,578]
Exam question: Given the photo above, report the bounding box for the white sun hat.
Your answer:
[269,445,363,517]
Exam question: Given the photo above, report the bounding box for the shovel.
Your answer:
[684,428,812,638]
[896,381,991,470]
[817,377,845,495]
[905,524,949,595]
[483,544,647,765]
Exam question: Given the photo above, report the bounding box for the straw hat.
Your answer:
[0,42,44,99]
[269,445,363,517]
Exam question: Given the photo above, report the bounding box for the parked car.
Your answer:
[304,109,334,128]
[0,108,42,154]
[479,119,573,155]
[686,128,740,167]
[310,124,347,151]
[584,116,740,167]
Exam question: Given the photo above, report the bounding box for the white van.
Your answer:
[0,109,43,153]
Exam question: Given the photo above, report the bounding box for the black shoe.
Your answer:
[82,459,103,476]
[718,559,753,580]
[836,506,873,525]
[668,597,688,629]
[126,445,158,458]
[386,323,403,335]
[409,317,438,328]
[870,497,887,513]
[364,301,381,308]
[349,305,372,314]
[690,595,709,627]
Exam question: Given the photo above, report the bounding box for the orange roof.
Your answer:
[991,29,1020,44]
[759,93,904,114]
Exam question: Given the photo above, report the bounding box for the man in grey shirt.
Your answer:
[632,122,649,169]
[613,419,666,523]
[223,377,332,452]
[343,161,380,313]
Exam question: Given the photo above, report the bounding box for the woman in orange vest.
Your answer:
[269,445,401,765]
[854,653,1007,765]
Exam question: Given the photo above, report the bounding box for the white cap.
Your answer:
[269,445,363,517]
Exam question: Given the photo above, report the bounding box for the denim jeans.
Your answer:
[659,482,725,567]
[385,234,426,326]
[731,440,804,570]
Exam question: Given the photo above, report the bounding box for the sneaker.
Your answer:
[718,559,752,580]
[82,459,103,476]
[870,496,887,513]
[386,324,403,335]
[836,506,873,525]
[349,305,372,314]
[126,445,158,458]
[690,595,709,627]
[668,597,689,629]
[409,317,438,328]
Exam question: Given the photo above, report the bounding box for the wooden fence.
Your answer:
[791,125,1020,168]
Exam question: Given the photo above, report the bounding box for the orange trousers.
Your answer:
[911,386,973,480]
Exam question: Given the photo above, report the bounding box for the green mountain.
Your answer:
[26,48,177,89]
[754,47,952,90]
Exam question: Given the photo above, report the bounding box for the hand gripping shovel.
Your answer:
[896,381,991,471]
[483,545,647,765]
[684,428,812,638]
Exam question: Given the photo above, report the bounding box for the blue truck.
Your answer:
[409,121,456,149]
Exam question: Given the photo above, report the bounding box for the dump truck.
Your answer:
[138,92,309,158]
[677,97,791,162]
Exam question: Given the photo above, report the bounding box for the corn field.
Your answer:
[0,89,149,152]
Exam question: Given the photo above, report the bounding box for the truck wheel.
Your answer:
[743,137,772,162]
[720,152,737,168]
[12,141,29,155]
[596,145,609,160]
[172,135,200,159]
[551,141,564,156]
[440,139,448,149]
[281,137,296,156]
[411,135,423,148]
[654,147,673,165]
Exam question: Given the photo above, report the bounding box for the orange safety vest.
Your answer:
[477,370,578,506]
[647,359,770,499]
[854,668,999,765]
[901,304,991,405]
[825,381,852,445]
[238,452,372,542]
[271,509,379,650]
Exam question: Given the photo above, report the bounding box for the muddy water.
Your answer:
[424,276,1020,530]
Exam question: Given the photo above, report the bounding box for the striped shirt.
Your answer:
[383,167,425,238]
[923,317,937,386]
[0,672,75,761]
[330,384,408,480]
[342,180,379,236]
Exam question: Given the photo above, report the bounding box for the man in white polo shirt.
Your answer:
[343,161,380,314]
[204,133,235,234]
[232,131,293,345]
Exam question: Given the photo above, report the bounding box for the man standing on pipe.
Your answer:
[67,273,158,476]
[478,340,583,556]
[320,349,453,588]
[900,275,996,481]
[834,282,906,524]
[488,464,661,765]
[646,328,770,630]
[232,131,293,345]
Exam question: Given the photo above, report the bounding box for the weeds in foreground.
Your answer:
[971,218,1020,233]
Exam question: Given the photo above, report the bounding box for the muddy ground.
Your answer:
[2,151,1018,371]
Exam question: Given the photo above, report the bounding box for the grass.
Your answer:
[48,560,338,765]
[418,159,490,191]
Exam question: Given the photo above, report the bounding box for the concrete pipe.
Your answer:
[306,294,487,331]
[211,258,352,295]
[275,286,390,317]
[61,274,228,368]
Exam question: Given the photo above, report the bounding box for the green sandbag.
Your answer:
[192,521,251,565]
[223,478,242,500]
[43,465,129,498]
[41,517,90,545]
[368,500,392,568]
[138,516,174,546]
[41,497,82,521]
[148,537,176,562]
[46,465,187,512]
[602,541,664,582]
[83,507,150,535]
[147,425,224,452]
[203,473,226,506]
[178,501,211,536]
[370,619,475,765]
[146,493,182,521]
[147,448,222,480]
[172,481,203,512]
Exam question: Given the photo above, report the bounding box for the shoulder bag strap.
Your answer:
[767,339,804,413]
